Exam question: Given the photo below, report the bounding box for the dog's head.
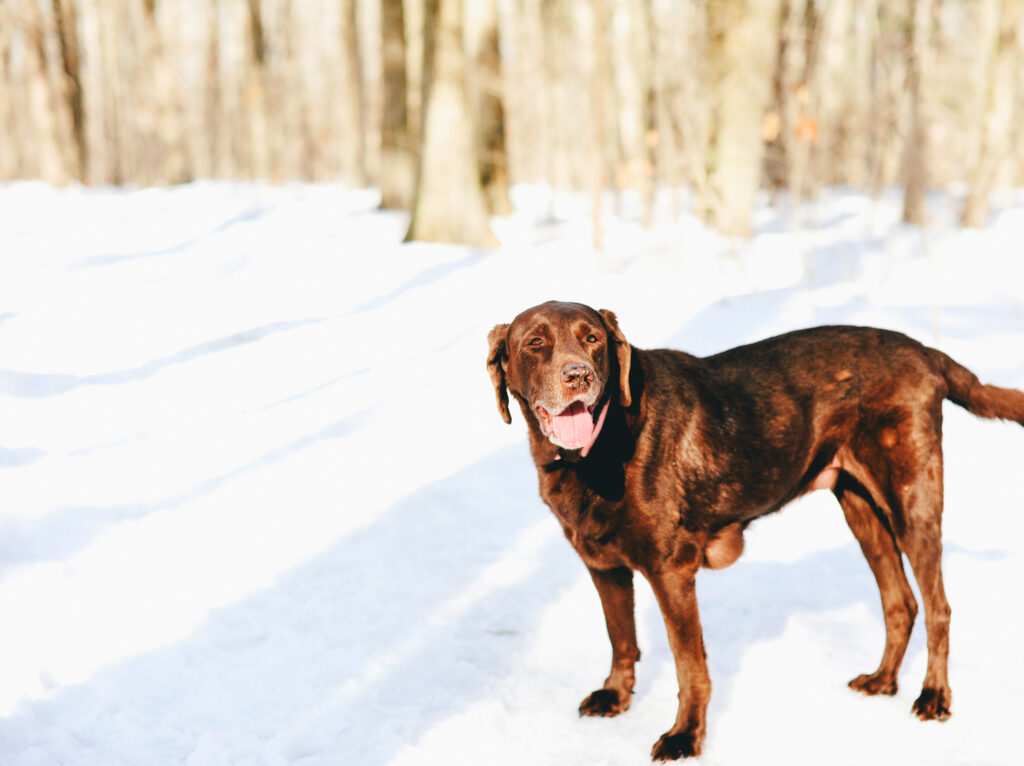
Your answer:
[487,301,632,456]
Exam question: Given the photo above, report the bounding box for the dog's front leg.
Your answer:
[646,567,710,761]
[579,565,641,717]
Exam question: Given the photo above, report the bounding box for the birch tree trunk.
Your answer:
[405,0,498,246]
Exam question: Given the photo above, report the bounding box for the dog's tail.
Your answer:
[930,349,1024,425]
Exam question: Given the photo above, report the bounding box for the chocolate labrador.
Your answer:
[486,301,1024,760]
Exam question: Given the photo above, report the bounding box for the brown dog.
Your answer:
[486,301,1024,760]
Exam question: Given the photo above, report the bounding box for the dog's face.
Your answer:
[488,301,631,456]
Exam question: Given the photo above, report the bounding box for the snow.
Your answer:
[1,181,1023,765]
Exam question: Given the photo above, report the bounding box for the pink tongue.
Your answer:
[551,401,597,450]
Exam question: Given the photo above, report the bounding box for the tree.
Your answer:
[3,0,1024,220]
[141,0,189,184]
[902,0,936,225]
[703,0,782,236]
[405,0,498,247]
[244,0,270,178]
[52,0,86,181]
[380,0,414,209]
[23,0,74,184]
[466,0,511,215]
[340,0,366,186]
[589,0,610,249]
[0,2,19,178]
[634,0,658,227]
[961,0,1022,227]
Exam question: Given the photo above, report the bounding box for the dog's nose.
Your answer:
[562,362,594,391]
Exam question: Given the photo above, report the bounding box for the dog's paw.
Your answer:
[849,672,898,696]
[651,731,701,761]
[579,688,630,717]
[912,687,952,721]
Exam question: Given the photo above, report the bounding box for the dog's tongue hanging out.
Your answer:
[540,400,609,456]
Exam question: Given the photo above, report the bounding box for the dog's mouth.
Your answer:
[535,399,609,457]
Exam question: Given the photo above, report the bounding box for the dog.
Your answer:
[486,301,1024,760]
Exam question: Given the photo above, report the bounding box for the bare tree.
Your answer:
[140,0,189,184]
[405,0,498,246]
[589,0,610,248]
[0,2,20,178]
[23,0,74,183]
[540,0,575,197]
[380,0,414,209]
[961,0,1022,227]
[195,0,222,179]
[466,0,511,215]
[902,0,936,225]
[767,0,821,211]
[341,0,367,186]
[3,0,1024,228]
[703,0,782,236]
[51,0,86,181]
[633,0,657,227]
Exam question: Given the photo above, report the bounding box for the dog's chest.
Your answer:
[540,470,631,569]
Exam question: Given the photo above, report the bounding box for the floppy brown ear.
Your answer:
[486,323,512,423]
[599,309,632,408]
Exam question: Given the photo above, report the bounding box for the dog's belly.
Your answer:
[808,456,842,492]
[809,465,840,491]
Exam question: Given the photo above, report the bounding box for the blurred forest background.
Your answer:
[1,0,1022,244]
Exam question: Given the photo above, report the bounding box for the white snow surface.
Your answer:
[1,182,1023,766]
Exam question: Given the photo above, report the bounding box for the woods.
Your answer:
[2,0,1023,239]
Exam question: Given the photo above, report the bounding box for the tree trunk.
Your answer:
[52,0,87,181]
[467,0,512,215]
[141,0,189,184]
[340,0,367,186]
[635,0,657,227]
[902,0,934,225]
[768,0,819,212]
[961,0,1021,227]
[704,0,782,236]
[195,0,221,179]
[589,0,609,249]
[405,0,498,247]
[23,0,72,183]
[380,0,414,209]
[540,0,572,203]
[245,0,270,178]
[0,3,19,178]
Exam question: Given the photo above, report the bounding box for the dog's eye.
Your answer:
[528,337,544,347]
[586,334,599,344]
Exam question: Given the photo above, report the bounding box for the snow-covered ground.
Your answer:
[1,181,1022,765]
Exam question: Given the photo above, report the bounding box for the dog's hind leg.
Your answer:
[889,447,953,721]
[833,473,918,696]
[849,416,953,721]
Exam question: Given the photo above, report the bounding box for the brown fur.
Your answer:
[486,301,1024,761]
